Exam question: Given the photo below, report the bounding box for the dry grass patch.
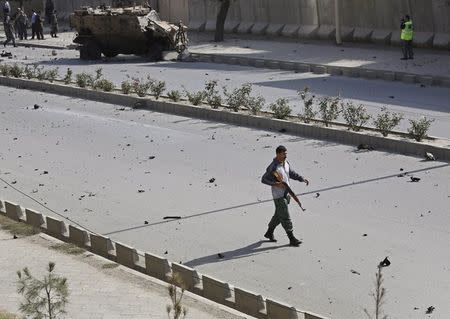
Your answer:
[0,215,40,237]
[101,262,119,269]
[50,243,85,255]
[0,309,20,319]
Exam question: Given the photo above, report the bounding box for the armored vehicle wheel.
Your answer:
[102,50,118,58]
[146,42,163,61]
[86,41,102,60]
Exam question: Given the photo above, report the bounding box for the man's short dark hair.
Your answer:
[276,145,287,154]
[405,14,410,20]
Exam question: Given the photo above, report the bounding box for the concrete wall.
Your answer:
[174,0,450,49]
[0,200,330,319]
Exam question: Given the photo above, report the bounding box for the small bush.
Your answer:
[94,78,115,92]
[298,87,317,123]
[341,101,371,131]
[224,83,252,112]
[167,90,182,102]
[63,68,73,84]
[408,117,434,141]
[204,80,222,109]
[121,80,132,94]
[247,95,265,115]
[185,90,205,106]
[319,95,341,127]
[167,273,188,319]
[10,63,23,78]
[45,68,59,83]
[270,98,292,119]
[0,64,11,76]
[150,80,166,99]
[132,77,153,97]
[75,72,93,88]
[373,107,403,137]
[35,66,47,81]
[24,65,37,79]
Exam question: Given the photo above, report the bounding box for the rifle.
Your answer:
[273,171,306,211]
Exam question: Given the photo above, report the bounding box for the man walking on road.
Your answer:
[400,14,414,60]
[261,145,309,247]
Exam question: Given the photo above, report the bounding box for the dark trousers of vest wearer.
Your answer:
[402,40,414,59]
[268,197,293,233]
[31,23,36,39]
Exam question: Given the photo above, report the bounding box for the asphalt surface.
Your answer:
[1,45,450,138]
[0,87,449,319]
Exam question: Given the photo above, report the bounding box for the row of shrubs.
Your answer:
[0,63,434,141]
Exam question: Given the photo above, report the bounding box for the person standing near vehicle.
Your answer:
[50,10,58,37]
[261,145,309,247]
[400,14,414,60]
[36,10,44,40]
[30,10,37,39]
[3,14,16,47]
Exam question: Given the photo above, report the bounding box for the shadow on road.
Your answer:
[184,240,289,268]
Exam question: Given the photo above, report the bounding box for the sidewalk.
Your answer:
[6,30,450,86]
[0,227,253,319]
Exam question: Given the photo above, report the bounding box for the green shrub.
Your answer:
[167,90,182,102]
[0,64,11,76]
[185,90,205,106]
[372,107,403,137]
[269,98,292,119]
[298,87,317,123]
[35,66,47,81]
[63,68,73,84]
[408,117,434,141]
[224,83,252,112]
[204,80,222,109]
[319,95,341,127]
[247,96,265,115]
[24,65,37,79]
[94,78,115,92]
[341,101,371,131]
[121,80,132,94]
[150,80,166,99]
[45,68,59,83]
[132,77,153,97]
[10,63,23,78]
[75,72,93,88]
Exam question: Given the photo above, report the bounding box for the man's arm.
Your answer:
[288,162,309,185]
[261,161,279,186]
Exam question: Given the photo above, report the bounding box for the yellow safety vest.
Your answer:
[401,20,413,41]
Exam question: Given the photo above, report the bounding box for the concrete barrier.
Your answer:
[251,0,269,35]
[68,224,90,248]
[145,252,171,281]
[433,33,450,49]
[171,262,202,293]
[234,287,266,318]
[266,0,287,36]
[204,0,218,32]
[202,275,233,306]
[45,216,68,240]
[116,242,139,269]
[402,74,416,84]
[90,233,114,258]
[236,0,255,33]
[266,298,298,319]
[224,1,241,33]
[25,208,45,228]
[312,65,327,74]
[304,312,330,319]
[0,199,4,214]
[4,201,24,221]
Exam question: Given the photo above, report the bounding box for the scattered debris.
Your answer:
[163,216,181,220]
[138,189,145,193]
[0,51,12,57]
[425,152,435,161]
[379,256,391,268]
[279,128,287,133]
[148,156,155,160]
[350,269,361,275]
[164,250,168,254]
[42,171,48,175]
[209,178,215,183]
[33,104,40,110]
[362,233,367,237]
[13,234,17,239]
[425,306,435,314]
[400,168,404,171]
[315,193,320,198]
[357,143,374,151]
[144,220,148,224]
[11,180,17,184]
[51,50,57,56]
[389,95,395,99]
[217,253,224,259]
[397,173,406,177]
[287,286,292,290]
[410,176,421,182]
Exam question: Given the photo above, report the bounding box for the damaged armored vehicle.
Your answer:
[69,4,188,60]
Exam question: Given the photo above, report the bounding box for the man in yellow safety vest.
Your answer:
[400,14,414,60]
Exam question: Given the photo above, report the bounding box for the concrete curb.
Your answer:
[0,203,329,319]
[189,53,450,89]
[1,76,449,161]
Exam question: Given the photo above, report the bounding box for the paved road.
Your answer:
[0,87,449,319]
[2,46,450,138]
